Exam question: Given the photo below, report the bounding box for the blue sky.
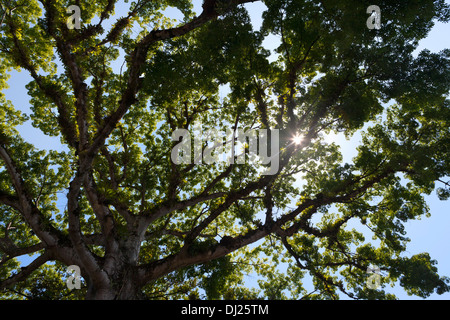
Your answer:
[2,0,450,299]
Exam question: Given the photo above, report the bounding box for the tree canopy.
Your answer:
[0,0,449,300]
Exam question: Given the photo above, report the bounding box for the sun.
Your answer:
[292,134,304,145]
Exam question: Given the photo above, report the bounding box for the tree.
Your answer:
[0,0,449,300]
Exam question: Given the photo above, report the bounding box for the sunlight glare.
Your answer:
[292,134,304,145]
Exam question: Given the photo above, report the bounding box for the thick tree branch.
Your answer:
[0,251,52,290]
[66,172,111,291]
[0,146,60,247]
[0,190,21,212]
[4,14,78,149]
[0,242,45,267]
[82,173,120,274]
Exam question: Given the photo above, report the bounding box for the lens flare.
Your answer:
[292,134,304,145]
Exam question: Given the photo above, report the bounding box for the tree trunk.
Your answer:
[83,267,144,300]
[82,235,144,300]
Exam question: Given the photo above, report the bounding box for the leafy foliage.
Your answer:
[0,0,449,300]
